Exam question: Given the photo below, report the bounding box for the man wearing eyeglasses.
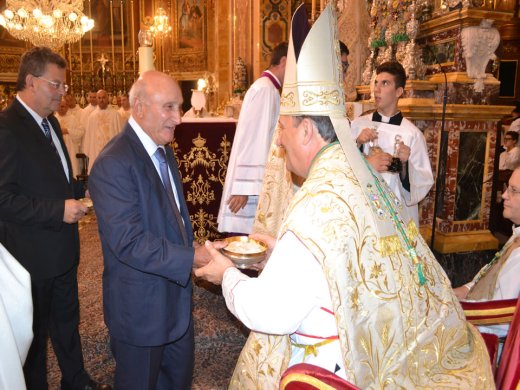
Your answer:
[499,131,520,171]
[0,47,110,390]
[454,164,520,336]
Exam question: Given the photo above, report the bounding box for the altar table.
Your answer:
[172,118,237,243]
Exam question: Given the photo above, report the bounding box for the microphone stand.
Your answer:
[430,54,448,250]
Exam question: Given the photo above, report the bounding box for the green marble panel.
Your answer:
[455,131,487,220]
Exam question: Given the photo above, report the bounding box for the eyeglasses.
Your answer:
[504,137,514,141]
[36,76,69,92]
[504,185,520,196]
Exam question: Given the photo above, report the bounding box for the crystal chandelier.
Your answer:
[149,7,171,39]
[0,0,95,50]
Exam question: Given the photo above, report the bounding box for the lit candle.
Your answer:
[197,78,207,91]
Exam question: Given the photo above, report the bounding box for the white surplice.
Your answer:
[83,107,123,171]
[217,71,281,234]
[118,107,131,123]
[510,117,520,133]
[499,146,520,170]
[351,114,434,226]
[0,243,32,390]
[467,225,520,337]
[56,111,84,178]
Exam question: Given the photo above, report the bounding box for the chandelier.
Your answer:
[0,0,95,50]
[149,7,171,39]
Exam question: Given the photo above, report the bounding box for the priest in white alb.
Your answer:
[56,98,84,178]
[83,89,123,171]
[217,42,288,234]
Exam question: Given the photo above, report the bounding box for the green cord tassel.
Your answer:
[417,263,426,286]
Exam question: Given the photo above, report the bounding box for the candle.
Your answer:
[197,78,207,91]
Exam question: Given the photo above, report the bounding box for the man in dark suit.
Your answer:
[89,70,222,389]
[0,47,110,390]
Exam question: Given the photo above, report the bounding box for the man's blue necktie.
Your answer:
[155,147,188,245]
[41,118,60,158]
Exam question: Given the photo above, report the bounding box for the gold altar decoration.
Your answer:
[0,0,94,49]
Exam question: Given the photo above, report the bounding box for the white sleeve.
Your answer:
[509,118,520,133]
[222,231,324,334]
[499,151,507,170]
[403,126,434,206]
[495,247,520,300]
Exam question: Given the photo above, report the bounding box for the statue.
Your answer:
[461,19,500,93]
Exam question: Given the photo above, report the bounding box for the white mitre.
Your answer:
[280,3,345,120]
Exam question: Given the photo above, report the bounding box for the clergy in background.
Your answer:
[217,42,288,235]
[118,94,131,122]
[56,98,84,178]
[83,89,123,171]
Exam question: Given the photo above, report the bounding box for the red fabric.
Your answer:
[280,363,360,390]
[496,296,520,390]
[461,298,517,325]
[480,332,499,375]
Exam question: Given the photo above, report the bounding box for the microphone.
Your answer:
[430,50,449,251]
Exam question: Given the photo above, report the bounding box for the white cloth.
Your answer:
[83,107,123,171]
[351,114,434,226]
[510,117,520,133]
[56,111,84,177]
[16,96,70,182]
[80,104,96,126]
[118,107,131,123]
[222,232,346,378]
[68,105,83,121]
[499,146,520,170]
[79,104,96,152]
[0,243,33,390]
[472,226,520,337]
[218,71,281,233]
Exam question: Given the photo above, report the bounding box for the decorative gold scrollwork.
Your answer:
[173,132,232,243]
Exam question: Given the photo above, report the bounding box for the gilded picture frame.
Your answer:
[174,0,206,53]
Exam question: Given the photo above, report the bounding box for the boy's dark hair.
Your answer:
[270,42,289,66]
[376,61,407,89]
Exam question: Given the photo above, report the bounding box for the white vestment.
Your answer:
[467,225,520,337]
[118,107,131,123]
[510,117,520,133]
[499,146,520,170]
[226,143,492,389]
[83,107,123,171]
[217,71,281,234]
[80,104,96,126]
[0,243,33,390]
[56,111,84,178]
[68,105,83,121]
[351,113,434,226]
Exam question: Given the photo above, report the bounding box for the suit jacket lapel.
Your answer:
[13,100,70,184]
